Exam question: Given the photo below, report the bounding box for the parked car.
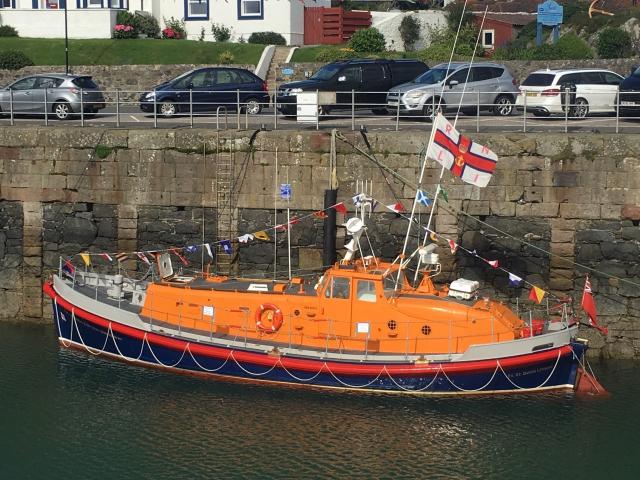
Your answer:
[276,59,428,116]
[619,65,640,117]
[386,62,519,118]
[0,74,105,120]
[516,68,624,118]
[139,67,269,117]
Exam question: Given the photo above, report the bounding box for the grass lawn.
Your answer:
[0,38,264,65]
[290,46,330,62]
[291,45,423,63]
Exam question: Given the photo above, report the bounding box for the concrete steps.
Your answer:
[266,46,292,90]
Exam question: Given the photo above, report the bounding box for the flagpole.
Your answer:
[274,148,278,280]
[395,0,470,290]
[287,169,292,281]
[413,6,489,283]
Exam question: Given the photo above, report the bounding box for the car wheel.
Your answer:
[372,108,388,115]
[570,98,589,119]
[423,98,444,121]
[493,95,514,116]
[53,101,72,120]
[159,101,177,117]
[243,97,262,115]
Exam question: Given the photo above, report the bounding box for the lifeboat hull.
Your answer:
[47,282,586,396]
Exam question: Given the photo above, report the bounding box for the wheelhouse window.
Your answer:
[324,277,350,300]
[238,0,263,19]
[356,280,376,303]
[185,0,209,20]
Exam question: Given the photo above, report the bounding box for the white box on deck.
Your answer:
[448,278,480,300]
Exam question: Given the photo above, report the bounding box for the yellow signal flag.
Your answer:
[254,231,271,241]
[80,253,91,266]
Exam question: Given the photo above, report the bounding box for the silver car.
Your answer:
[387,62,519,118]
[0,74,106,120]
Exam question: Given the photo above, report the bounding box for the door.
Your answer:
[358,63,389,108]
[9,76,38,112]
[335,65,362,109]
[597,71,623,113]
[350,278,383,352]
[444,68,473,108]
[211,69,244,111]
[34,76,63,115]
[320,275,353,341]
[473,66,501,109]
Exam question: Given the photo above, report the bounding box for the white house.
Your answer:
[0,0,329,44]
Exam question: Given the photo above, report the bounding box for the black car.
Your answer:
[619,65,640,117]
[276,59,428,116]
[140,67,270,117]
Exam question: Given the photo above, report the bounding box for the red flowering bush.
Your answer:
[113,24,136,39]
[162,17,186,40]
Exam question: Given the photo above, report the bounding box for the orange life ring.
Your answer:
[255,303,283,333]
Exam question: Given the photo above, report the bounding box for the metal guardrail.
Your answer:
[1,87,639,133]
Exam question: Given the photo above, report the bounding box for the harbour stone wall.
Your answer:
[1,126,640,359]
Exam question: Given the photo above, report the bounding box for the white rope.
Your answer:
[53,298,72,348]
[228,351,280,377]
[71,309,111,356]
[276,358,326,383]
[109,325,146,361]
[383,365,442,393]
[439,362,501,392]
[186,343,232,373]
[497,349,562,390]
[324,365,386,389]
[143,334,189,368]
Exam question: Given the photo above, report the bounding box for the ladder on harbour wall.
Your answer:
[215,135,237,276]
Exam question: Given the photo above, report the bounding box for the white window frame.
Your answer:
[239,0,262,18]
[482,29,495,49]
[186,0,209,20]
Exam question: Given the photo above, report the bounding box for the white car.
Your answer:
[516,69,624,118]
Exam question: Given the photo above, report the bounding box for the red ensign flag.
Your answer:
[582,276,607,335]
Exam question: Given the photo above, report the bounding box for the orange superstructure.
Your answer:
[139,258,525,356]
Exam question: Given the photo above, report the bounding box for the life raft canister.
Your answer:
[255,303,284,333]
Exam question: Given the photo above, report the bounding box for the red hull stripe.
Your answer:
[44,282,572,377]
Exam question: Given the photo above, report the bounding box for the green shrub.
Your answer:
[212,23,231,42]
[0,25,18,37]
[135,13,160,38]
[348,27,386,53]
[419,25,479,62]
[116,10,137,26]
[218,50,235,64]
[315,47,358,62]
[445,1,474,31]
[0,50,34,70]
[248,31,286,45]
[596,28,632,58]
[399,15,421,51]
[494,34,593,60]
[556,34,594,59]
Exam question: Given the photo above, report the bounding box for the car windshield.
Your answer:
[633,66,640,77]
[522,73,555,86]
[310,64,342,81]
[412,68,451,84]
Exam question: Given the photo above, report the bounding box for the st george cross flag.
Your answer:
[416,190,432,207]
[427,113,498,188]
[582,276,608,334]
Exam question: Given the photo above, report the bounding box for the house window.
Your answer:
[88,0,103,7]
[185,0,209,20]
[108,0,126,7]
[43,0,60,7]
[0,0,15,8]
[238,0,263,19]
[482,29,495,48]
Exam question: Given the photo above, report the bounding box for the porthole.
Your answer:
[421,325,432,336]
[294,309,300,316]
[387,320,397,331]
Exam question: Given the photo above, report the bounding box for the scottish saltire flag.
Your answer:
[185,245,197,254]
[280,184,292,200]
[416,190,432,207]
[427,113,498,188]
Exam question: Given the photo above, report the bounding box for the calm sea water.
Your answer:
[1,322,639,480]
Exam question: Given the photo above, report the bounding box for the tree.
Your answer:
[399,15,421,51]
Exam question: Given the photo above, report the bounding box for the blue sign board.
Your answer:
[281,67,294,76]
[537,0,563,26]
[280,184,292,200]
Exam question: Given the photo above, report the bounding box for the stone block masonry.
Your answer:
[1,126,640,359]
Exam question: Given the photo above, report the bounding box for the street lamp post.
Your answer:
[64,1,69,74]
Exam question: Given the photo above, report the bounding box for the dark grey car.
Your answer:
[0,74,106,120]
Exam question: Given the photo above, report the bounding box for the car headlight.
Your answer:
[289,88,303,95]
[143,92,156,100]
[404,91,425,102]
